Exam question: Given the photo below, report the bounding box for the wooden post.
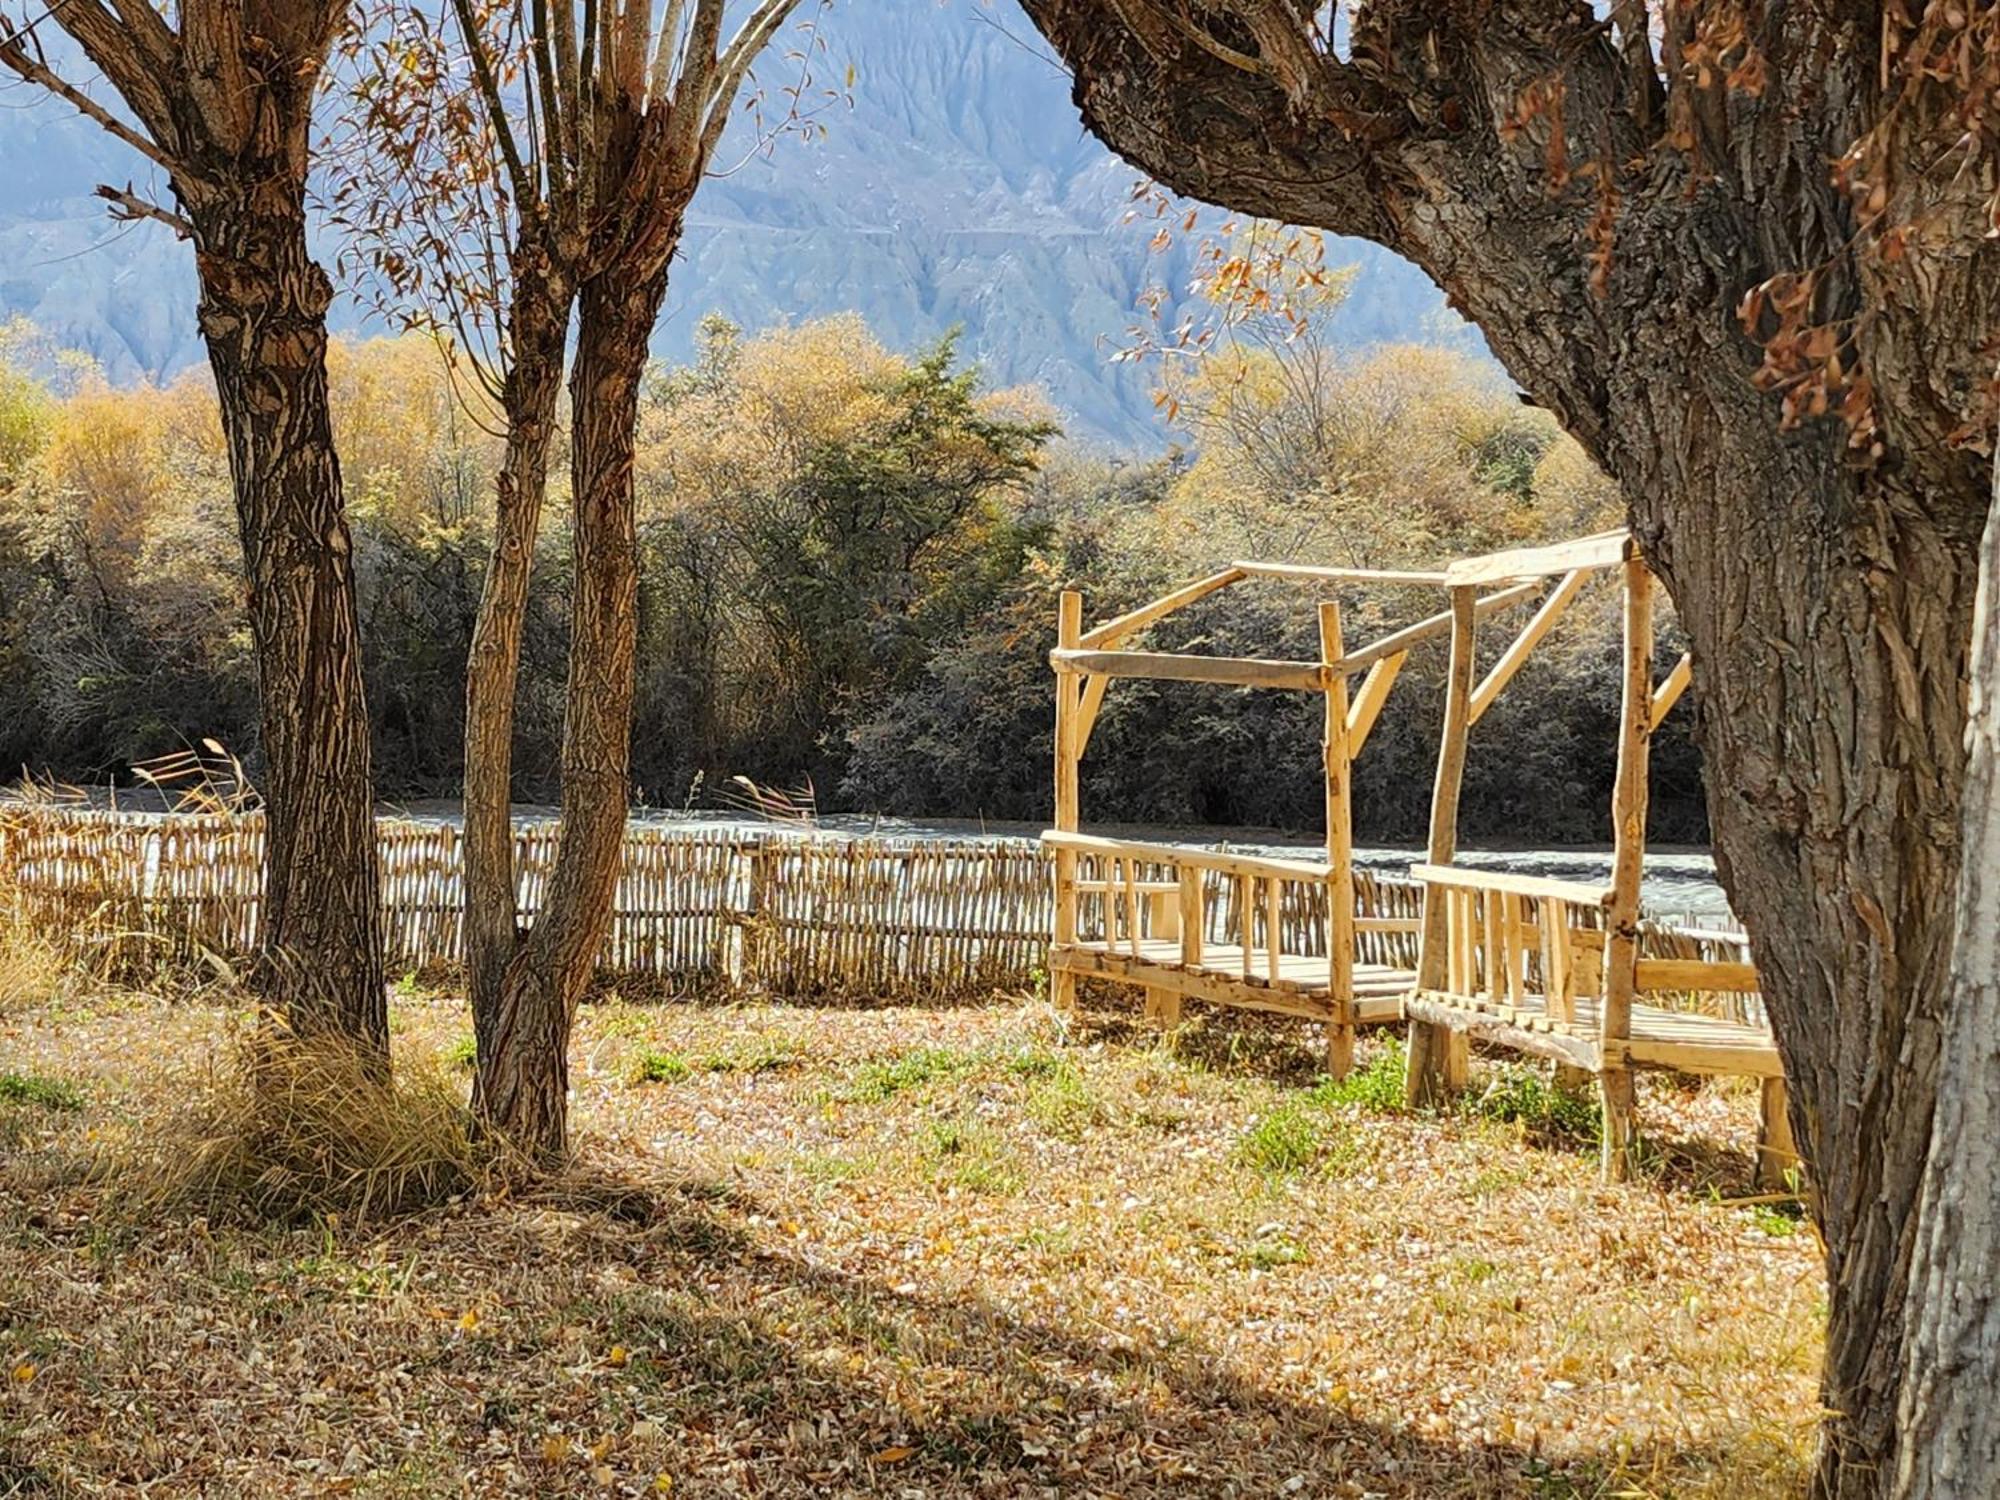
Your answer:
[1407,586,1476,1106]
[1322,601,1357,1079]
[1756,1075,1799,1192]
[1599,555,1652,1180]
[1051,589,1082,1014]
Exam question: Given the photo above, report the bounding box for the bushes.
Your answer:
[0,315,1707,844]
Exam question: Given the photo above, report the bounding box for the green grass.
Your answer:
[845,1047,971,1103]
[1235,1101,1326,1175]
[0,1073,84,1111]
[1019,1057,1102,1138]
[630,1050,694,1085]
[1308,1039,1407,1113]
[442,1035,477,1070]
[1468,1065,1601,1150]
[922,1116,1022,1195]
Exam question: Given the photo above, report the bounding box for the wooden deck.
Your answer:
[1052,937,1412,1023]
[1402,988,1781,1077]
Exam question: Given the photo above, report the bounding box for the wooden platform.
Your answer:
[1403,989,1780,1076]
[1052,938,1412,1023]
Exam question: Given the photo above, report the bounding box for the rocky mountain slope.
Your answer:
[0,0,1467,448]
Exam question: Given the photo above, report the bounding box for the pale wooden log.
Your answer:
[1231,560,1453,585]
[1344,650,1405,758]
[1649,652,1692,728]
[1322,599,1357,1080]
[1599,555,1654,1181]
[1051,590,1082,1013]
[1264,876,1281,983]
[1177,868,1203,968]
[1409,863,1612,906]
[1467,568,1590,724]
[1336,580,1542,677]
[1051,647,1326,692]
[1443,528,1631,586]
[1756,1076,1799,1191]
[1238,874,1253,980]
[1634,958,1761,993]
[1075,673,1110,755]
[1079,567,1246,648]
[1408,585,1478,1106]
[1040,831,1329,883]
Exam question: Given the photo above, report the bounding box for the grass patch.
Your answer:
[1235,1101,1326,1175]
[630,1049,694,1084]
[1308,1038,1407,1114]
[923,1115,1022,1195]
[106,1032,484,1225]
[845,1046,971,1103]
[1469,1065,1602,1150]
[442,1034,477,1070]
[0,1072,84,1111]
[1020,1057,1102,1139]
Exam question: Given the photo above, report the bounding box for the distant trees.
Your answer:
[0,316,1693,843]
[0,1,386,1056]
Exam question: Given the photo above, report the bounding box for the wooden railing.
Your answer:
[1043,831,1423,985]
[1412,862,1762,1027]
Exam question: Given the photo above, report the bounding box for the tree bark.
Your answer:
[470,262,666,1161]
[465,246,573,1114]
[190,177,386,1059]
[1009,6,2000,1491]
[1892,444,2000,1500]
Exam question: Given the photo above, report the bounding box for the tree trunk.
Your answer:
[1008,10,2000,1488]
[471,263,665,1161]
[190,188,386,1058]
[465,248,573,1123]
[1892,444,2000,1500]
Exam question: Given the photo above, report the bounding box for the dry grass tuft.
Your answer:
[105,1027,486,1226]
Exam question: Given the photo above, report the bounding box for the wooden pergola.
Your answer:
[1043,530,1794,1185]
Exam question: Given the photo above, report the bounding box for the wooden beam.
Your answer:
[1052,591,1082,1014]
[1650,652,1692,729]
[1336,581,1542,676]
[1409,863,1612,907]
[1078,568,1245,648]
[1040,829,1330,882]
[1231,560,1453,586]
[1467,569,1590,725]
[1322,600,1356,1080]
[1600,555,1654,1181]
[1075,673,1109,756]
[1404,992,1602,1072]
[1407,585,1478,1106]
[1344,651,1405,758]
[1050,648,1326,692]
[1443,529,1632,586]
[1634,958,1761,993]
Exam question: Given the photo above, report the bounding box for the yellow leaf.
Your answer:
[653,1478,674,1493]
[10,1363,35,1384]
[458,1309,480,1332]
[872,1445,915,1464]
[542,1435,573,1462]
[608,1345,629,1367]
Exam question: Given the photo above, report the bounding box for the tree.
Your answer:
[1011,5,2000,1493]
[0,1,387,1056]
[363,0,822,1161]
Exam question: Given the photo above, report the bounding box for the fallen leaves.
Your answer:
[0,990,1823,1497]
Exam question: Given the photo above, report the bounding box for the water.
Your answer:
[385,802,1737,922]
[10,788,1738,924]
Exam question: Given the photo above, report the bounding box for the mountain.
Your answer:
[0,0,1470,448]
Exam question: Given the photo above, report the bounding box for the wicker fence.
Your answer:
[0,808,1054,1001]
[0,806,1745,1011]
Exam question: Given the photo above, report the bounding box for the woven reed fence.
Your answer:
[0,806,1747,1012]
[0,808,1059,1001]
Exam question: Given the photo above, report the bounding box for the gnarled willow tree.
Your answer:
[0,0,386,1057]
[1011,3,1999,1494]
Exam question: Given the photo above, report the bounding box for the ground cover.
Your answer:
[0,980,1820,1497]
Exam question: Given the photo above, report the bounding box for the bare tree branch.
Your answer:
[95,179,191,236]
